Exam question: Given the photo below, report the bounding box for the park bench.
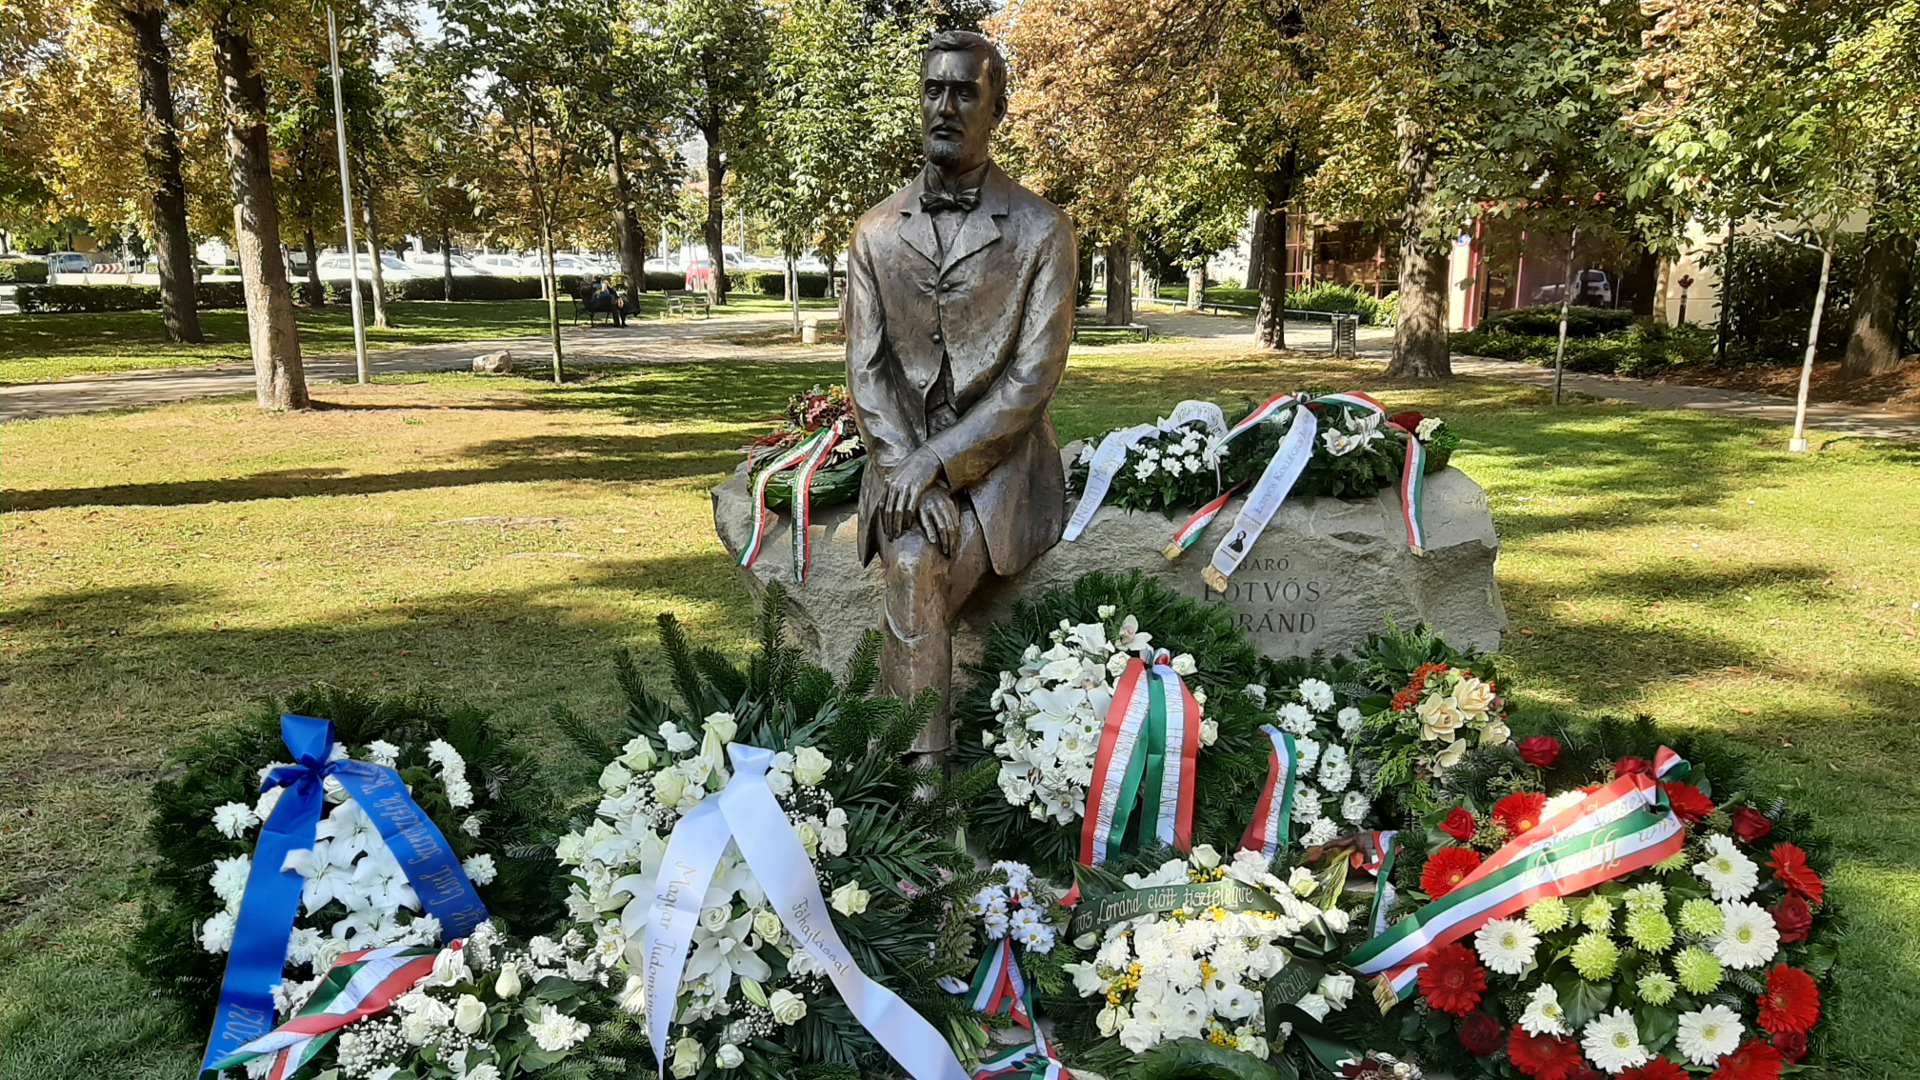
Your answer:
[665,290,711,319]
[1072,321,1152,343]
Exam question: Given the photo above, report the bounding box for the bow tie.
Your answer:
[919,188,980,213]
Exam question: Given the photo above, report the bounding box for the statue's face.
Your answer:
[921,48,1003,172]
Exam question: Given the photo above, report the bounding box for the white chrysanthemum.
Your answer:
[462,853,498,886]
[1302,817,1339,847]
[1693,834,1759,901]
[209,854,252,909]
[1340,790,1371,824]
[1337,707,1364,738]
[211,802,258,839]
[1675,1004,1744,1066]
[1473,918,1540,976]
[1317,746,1351,793]
[1293,737,1321,774]
[199,910,237,953]
[1298,679,1335,712]
[527,1004,589,1052]
[1712,901,1780,969]
[1519,984,1570,1036]
[1275,703,1315,736]
[1582,1007,1651,1073]
[1291,786,1323,825]
[366,740,401,768]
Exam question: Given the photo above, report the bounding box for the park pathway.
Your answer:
[5,304,1917,441]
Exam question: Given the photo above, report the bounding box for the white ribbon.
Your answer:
[1162,399,1227,438]
[634,744,971,1080]
[1202,406,1319,591]
[1063,422,1157,541]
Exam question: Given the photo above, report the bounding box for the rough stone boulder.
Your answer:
[712,449,1505,679]
[471,350,514,373]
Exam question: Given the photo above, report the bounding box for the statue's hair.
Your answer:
[925,30,1008,100]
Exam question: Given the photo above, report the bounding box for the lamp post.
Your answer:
[1676,274,1693,324]
[327,6,369,384]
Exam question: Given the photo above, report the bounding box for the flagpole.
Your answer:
[328,6,370,384]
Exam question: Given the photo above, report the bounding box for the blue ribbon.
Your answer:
[198,715,488,1074]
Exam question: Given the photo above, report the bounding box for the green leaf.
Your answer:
[1132,1037,1288,1080]
[1638,1005,1678,1053]
[1559,977,1613,1029]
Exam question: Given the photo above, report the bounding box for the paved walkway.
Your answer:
[5,303,1916,441]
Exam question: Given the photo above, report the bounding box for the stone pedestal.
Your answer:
[712,449,1505,679]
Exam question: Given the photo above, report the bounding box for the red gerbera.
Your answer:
[1517,735,1562,768]
[1619,1058,1689,1080]
[1731,805,1774,841]
[1493,791,1549,836]
[1662,782,1714,824]
[1421,846,1483,898]
[1767,843,1824,904]
[1707,1039,1784,1080]
[1459,1012,1504,1055]
[1770,1031,1807,1064]
[1771,894,1813,942]
[1507,1027,1585,1080]
[1440,807,1478,841]
[1758,964,1821,1035]
[1614,755,1652,777]
[1416,943,1487,1016]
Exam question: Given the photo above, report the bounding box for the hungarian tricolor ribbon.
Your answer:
[204,942,449,1078]
[1079,651,1200,867]
[1162,484,1244,560]
[737,423,839,579]
[1346,760,1689,1005]
[1655,746,1690,781]
[1238,725,1299,858]
[973,1044,1071,1080]
[199,715,487,1074]
[787,421,846,584]
[1384,418,1428,554]
[959,939,1072,1079]
[1356,831,1400,938]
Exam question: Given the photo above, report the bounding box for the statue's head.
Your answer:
[921,30,1007,173]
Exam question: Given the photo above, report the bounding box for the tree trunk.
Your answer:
[634,223,648,293]
[1790,241,1834,451]
[1186,262,1205,310]
[440,223,454,302]
[1384,116,1452,378]
[608,127,645,307]
[211,22,306,410]
[361,182,389,327]
[303,228,321,306]
[124,2,203,343]
[540,215,563,384]
[1244,206,1267,290]
[787,251,800,334]
[1551,230,1580,404]
[1841,222,1914,379]
[702,126,729,304]
[1103,236,1133,325]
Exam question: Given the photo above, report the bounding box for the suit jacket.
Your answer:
[845,162,1077,577]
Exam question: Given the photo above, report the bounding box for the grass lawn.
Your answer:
[2,348,1916,1078]
[0,294,838,383]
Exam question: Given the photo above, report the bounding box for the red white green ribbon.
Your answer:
[1358,831,1400,938]
[738,425,837,576]
[1655,746,1690,780]
[1162,484,1244,560]
[1226,391,1302,439]
[960,939,1072,1079]
[1347,764,1688,1003]
[1238,725,1299,858]
[1385,420,1428,554]
[788,421,845,583]
[205,942,448,1077]
[1078,651,1200,867]
[973,1043,1071,1080]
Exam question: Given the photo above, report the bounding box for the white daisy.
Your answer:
[1337,707,1364,738]
[1675,1004,1744,1066]
[1298,679,1335,712]
[1582,1007,1651,1074]
[1473,918,1540,976]
[1518,984,1570,1036]
[1692,834,1759,901]
[210,802,259,839]
[1275,703,1315,736]
[1340,790,1371,824]
[1712,901,1780,969]
[209,854,252,909]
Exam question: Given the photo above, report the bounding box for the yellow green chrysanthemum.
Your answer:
[1626,908,1676,953]
[1675,946,1724,994]
[1679,898,1725,936]
[1571,931,1620,980]
[1638,970,1678,1005]
[1528,897,1571,934]
[1652,850,1691,874]
[1581,895,1615,932]
[1624,883,1667,913]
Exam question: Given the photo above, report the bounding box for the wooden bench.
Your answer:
[665,290,711,319]
[1073,321,1151,343]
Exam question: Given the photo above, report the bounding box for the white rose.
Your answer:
[1191,844,1221,870]
[703,711,738,743]
[831,880,871,916]
[715,1043,745,1070]
[495,962,522,999]
[768,988,808,1025]
[1319,972,1356,1007]
[1198,719,1218,746]
[753,909,783,944]
[1170,653,1197,676]
[670,1036,704,1079]
[598,760,633,793]
[454,994,486,1034]
[1294,992,1332,1022]
[652,768,686,808]
[1288,867,1317,897]
[619,735,656,771]
[700,905,731,933]
[792,746,831,787]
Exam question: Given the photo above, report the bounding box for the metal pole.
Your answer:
[328,6,370,384]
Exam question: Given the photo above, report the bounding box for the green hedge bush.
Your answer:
[1453,320,1716,376]
[0,259,49,284]
[1477,303,1636,337]
[1287,281,1397,325]
[728,269,833,298]
[16,280,247,313]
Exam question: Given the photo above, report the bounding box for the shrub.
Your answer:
[0,258,48,284]
[1478,304,1636,338]
[1713,232,1864,365]
[1289,281,1395,324]
[15,281,248,312]
[727,269,832,298]
[1453,320,1716,375]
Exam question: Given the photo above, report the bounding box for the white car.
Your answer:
[316,253,421,282]
[470,253,534,274]
[404,252,490,276]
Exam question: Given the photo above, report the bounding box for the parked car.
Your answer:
[470,253,531,274]
[404,252,490,276]
[46,251,92,276]
[315,252,422,282]
[1533,269,1616,308]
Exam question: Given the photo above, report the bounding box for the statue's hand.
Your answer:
[918,483,959,557]
[882,447,943,538]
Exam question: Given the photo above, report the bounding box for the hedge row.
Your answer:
[727,270,833,299]
[1478,304,1637,338]
[0,259,49,284]
[16,281,248,313]
[1453,320,1717,376]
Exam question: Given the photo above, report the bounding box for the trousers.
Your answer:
[878,497,990,756]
